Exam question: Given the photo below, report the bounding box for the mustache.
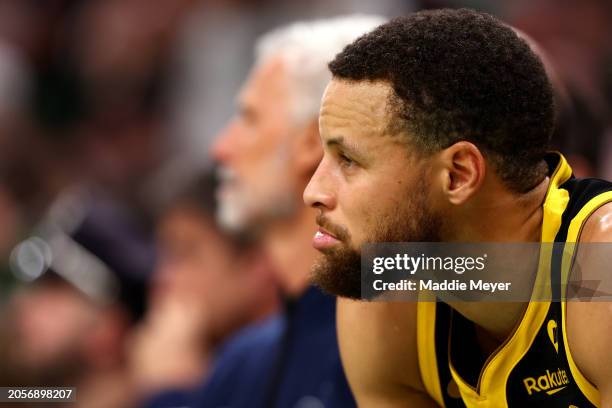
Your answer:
[216,166,237,183]
[316,213,350,242]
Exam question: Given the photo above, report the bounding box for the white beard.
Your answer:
[215,164,297,234]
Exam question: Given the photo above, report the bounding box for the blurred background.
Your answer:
[0,0,610,407]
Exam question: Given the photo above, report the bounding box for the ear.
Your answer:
[292,119,322,177]
[439,141,485,205]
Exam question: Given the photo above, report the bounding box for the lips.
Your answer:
[312,227,341,250]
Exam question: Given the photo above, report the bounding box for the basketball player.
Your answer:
[304,9,612,407]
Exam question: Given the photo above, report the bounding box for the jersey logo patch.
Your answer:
[523,368,570,396]
[547,319,559,353]
[446,378,461,399]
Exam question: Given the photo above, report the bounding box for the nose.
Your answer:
[210,121,237,163]
[303,160,336,211]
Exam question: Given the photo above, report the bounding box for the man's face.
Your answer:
[211,57,301,233]
[153,206,277,342]
[303,79,442,299]
[8,283,98,380]
[153,207,235,306]
[153,207,239,339]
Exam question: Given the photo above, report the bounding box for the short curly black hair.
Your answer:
[329,9,555,193]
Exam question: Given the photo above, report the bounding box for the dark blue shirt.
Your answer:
[144,286,356,408]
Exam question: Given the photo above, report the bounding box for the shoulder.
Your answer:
[577,201,612,242]
[187,315,285,405]
[566,201,612,403]
[201,314,285,385]
[215,314,285,364]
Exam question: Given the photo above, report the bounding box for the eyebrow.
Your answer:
[325,136,363,159]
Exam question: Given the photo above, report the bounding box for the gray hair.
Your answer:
[255,15,386,125]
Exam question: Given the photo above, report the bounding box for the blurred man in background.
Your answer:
[6,275,134,408]
[3,190,155,408]
[144,15,386,408]
[130,173,279,398]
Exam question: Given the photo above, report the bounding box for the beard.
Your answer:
[312,177,442,299]
[216,166,297,234]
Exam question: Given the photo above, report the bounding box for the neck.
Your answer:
[263,207,319,299]
[450,176,550,243]
[448,176,550,342]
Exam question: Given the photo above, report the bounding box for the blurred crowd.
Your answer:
[0,0,610,407]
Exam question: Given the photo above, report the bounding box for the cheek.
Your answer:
[229,125,266,170]
[240,136,282,175]
[339,179,408,243]
[346,205,383,246]
[336,186,375,244]
[20,298,91,354]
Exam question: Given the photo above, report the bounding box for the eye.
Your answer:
[338,153,356,168]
